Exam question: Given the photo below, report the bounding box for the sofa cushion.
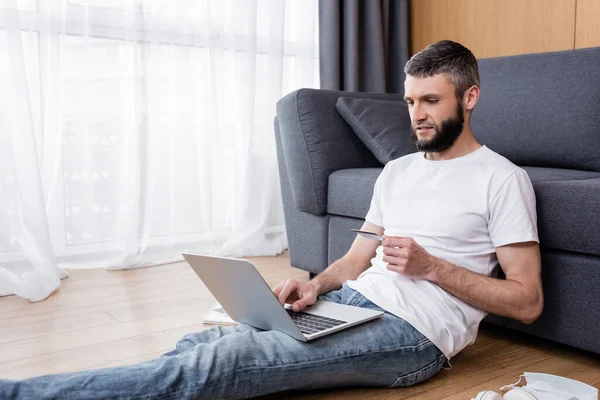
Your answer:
[485,250,600,355]
[276,89,404,216]
[473,47,600,172]
[335,97,415,164]
[328,166,600,256]
[522,167,600,182]
[524,167,600,257]
[328,168,383,219]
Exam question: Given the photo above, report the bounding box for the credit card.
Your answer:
[351,229,383,241]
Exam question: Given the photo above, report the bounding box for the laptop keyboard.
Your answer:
[286,309,347,335]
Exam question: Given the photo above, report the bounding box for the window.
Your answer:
[0,0,318,262]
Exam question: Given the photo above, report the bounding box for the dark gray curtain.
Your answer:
[319,0,410,93]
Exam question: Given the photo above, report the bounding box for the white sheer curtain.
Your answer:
[0,0,319,302]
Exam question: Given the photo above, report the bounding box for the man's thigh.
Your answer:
[170,285,445,396]
[189,301,444,395]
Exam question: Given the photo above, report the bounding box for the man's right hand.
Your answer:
[272,279,318,312]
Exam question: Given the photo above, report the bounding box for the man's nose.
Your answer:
[411,103,427,124]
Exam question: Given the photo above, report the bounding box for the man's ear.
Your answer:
[463,85,480,111]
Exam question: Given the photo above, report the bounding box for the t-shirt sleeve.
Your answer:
[364,167,386,227]
[488,169,539,248]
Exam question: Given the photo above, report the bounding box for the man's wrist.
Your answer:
[307,276,325,295]
[427,256,454,283]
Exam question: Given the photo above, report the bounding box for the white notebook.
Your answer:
[203,302,237,325]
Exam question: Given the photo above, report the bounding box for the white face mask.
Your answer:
[504,373,598,400]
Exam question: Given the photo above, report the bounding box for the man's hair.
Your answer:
[404,40,480,101]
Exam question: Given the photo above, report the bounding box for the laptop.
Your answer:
[183,253,384,341]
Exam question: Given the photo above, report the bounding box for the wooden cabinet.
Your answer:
[410,0,598,57]
[575,0,600,49]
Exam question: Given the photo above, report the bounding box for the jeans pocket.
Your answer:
[342,285,373,308]
[388,353,446,388]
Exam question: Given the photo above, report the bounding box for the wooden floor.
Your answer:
[1,252,599,399]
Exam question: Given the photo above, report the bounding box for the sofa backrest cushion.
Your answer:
[335,97,415,164]
[473,47,600,172]
[276,89,405,216]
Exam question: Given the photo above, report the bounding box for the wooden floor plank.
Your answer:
[0,311,118,345]
[59,263,191,292]
[0,287,116,314]
[0,332,177,380]
[103,295,213,322]
[0,285,203,327]
[162,323,213,341]
[0,309,209,364]
[103,271,205,296]
[0,273,207,326]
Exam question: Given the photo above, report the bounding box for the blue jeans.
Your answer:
[0,284,445,399]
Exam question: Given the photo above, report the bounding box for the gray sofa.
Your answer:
[274,47,600,355]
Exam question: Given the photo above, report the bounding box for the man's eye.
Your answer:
[406,101,414,106]
[427,99,439,104]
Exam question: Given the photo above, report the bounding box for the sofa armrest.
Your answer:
[276,88,405,216]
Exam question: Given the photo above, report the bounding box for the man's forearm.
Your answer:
[428,259,542,324]
[308,257,364,296]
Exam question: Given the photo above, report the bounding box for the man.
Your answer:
[0,40,543,399]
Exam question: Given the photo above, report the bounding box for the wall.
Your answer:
[410,0,600,57]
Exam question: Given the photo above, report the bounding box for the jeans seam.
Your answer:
[352,294,371,308]
[345,289,361,306]
[413,337,434,351]
[387,353,446,389]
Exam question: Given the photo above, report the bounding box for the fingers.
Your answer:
[291,301,305,312]
[272,280,285,296]
[385,263,406,274]
[274,279,317,311]
[277,279,299,306]
[382,246,404,257]
[292,293,316,312]
[382,254,406,267]
[383,247,409,269]
[382,241,408,263]
[383,236,412,249]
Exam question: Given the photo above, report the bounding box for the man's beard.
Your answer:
[411,103,465,153]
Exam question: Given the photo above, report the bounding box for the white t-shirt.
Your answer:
[346,145,539,360]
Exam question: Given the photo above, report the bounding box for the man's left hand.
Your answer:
[382,236,439,280]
